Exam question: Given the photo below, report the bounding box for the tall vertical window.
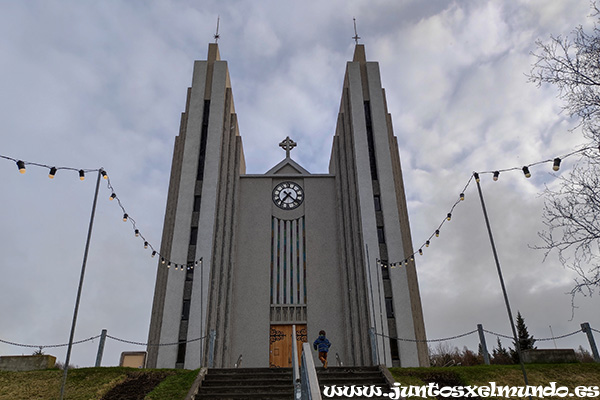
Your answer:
[374,195,381,211]
[377,227,386,243]
[189,227,198,245]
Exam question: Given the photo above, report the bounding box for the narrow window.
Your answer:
[385,298,395,318]
[389,337,400,361]
[374,195,381,211]
[181,300,191,320]
[189,227,198,246]
[177,342,187,364]
[193,195,201,212]
[381,264,390,280]
[377,227,386,243]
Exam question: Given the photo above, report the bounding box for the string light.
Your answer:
[418,249,423,255]
[102,169,203,271]
[2,143,591,274]
[16,160,25,174]
[553,158,561,171]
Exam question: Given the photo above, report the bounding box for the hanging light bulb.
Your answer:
[174,264,179,271]
[553,158,561,171]
[410,255,414,262]
[425,240,430,247]
[79,170,85,181]
[151,251,156,257]
[123,213,128,222]
[144,241,149,249]
[101,170,108,180]
[167,262,171,268]
[49,167,57,179]
[16,160,26,174]
[161,257,165,264]
[493,171,500,181]
[522,166,531,178]
[109,193,116,201]
[435,230,440,237]
[447,213,452,221]
[134,229,140,237]
[460,193,465,201]
[473,172,480,182]
[419,249,423,255]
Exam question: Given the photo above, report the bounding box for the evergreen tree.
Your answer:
[510,311,536,363]
[491,337,512,364]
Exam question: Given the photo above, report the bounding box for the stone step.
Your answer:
[196,392,294,400]
[202,376,291,385]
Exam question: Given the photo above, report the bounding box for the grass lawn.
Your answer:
[0,367,198,400]
[389,363,600,399]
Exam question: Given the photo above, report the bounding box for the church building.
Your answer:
[147,42,428,369]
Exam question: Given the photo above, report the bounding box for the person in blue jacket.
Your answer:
[313,330,331,368]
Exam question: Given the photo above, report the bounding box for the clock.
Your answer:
[273,181,304,210]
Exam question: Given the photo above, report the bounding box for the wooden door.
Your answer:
[269,324,307,368]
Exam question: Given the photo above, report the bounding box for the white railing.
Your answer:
[300,342,322,400]
[292,325,301,399]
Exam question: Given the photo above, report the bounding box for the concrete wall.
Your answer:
[229,173,347,368]
[0,355,56,371]
[522,349,578,364]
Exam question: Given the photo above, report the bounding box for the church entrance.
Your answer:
[269,324,307,368]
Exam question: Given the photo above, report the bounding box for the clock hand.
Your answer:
[282,191,293,201]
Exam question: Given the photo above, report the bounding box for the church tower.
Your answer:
[147,43,428,369]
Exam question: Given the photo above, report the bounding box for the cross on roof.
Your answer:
[279,136,297,158]
[353,18,361,44]
[214,16,220,43]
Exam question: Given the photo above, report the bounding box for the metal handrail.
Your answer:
[292,325,301,399]
[301,342,322,400]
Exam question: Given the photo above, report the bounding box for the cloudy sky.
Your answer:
[1,0,598,368]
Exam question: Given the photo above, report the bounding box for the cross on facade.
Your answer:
[279,136,297,158]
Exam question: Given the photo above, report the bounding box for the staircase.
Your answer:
[317,366,392,399]
[194,367,294,399]
[193,366,393,399]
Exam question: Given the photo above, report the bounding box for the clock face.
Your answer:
[273,181,304,210]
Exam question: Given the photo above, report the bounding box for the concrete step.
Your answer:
[195,367,295,400]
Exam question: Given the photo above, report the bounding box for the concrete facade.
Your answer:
[147,44,428,369]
